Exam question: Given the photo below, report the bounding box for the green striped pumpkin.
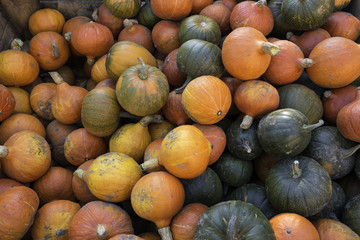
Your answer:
[104,0,141,19]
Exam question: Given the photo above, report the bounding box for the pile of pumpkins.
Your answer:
[0,0,360,239]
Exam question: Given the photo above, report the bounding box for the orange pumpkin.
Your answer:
[144,139,165,172]
[322,11,360,41]
[0,84,15,122]
[0,178,23,195]
[162,49,186,87]
[200,2,232,35]
[148,120,175,141]
[138,232,161,240]
[219,0,237,10]
[109,235,145,240]
[152,20,181,56]
[8,87,32,114]
[91,54,111,83]
[28,8,65,35]
[191,0,213,14]
[151,0,192,20]
[162,91,192,125]
[221,76,243,115]
[312,218,360,240]
[30,82,57,120]
[62,16,91,56]
[72,160,99,203]
[96,3,124,38]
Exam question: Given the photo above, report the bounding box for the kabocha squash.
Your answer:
[91,55,111,83]
[106,41,158,81]
[162,91,191,126]
[281,0,335,31]
[270,213,320,240]
[342,194,360,235]
[68,201,134,240]
[28,8,65,35]
[8,87,32,114]
[230,0,274,36]
[96,3,124,38]
[234,80,279,129]
[72,160,99,203]
[0,85,15,122]
[29,31,70,71]
[30,82,57,120]
[137,0,161,29]
[152,20,181,56]
[0,186,39,239]
[306,37,360,88]
[31,200,80,240]
[151,0,192,20]
[162,49,186,87]
[199,2,231,35]
[313,218,360,240]
[194,201,276,239]
[222,27,280,80]
[104,0,141,19]
[116,58,169,117]
[266,157,332,217]
[0,130,51,183]
[131,171,185,240]
[73,152,142,203]
[268,0,294,37]
[322,11,360,41]
[257,108,324,157]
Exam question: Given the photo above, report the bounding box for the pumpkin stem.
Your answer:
[49,71,65,84]
[286,32,294,40]
[158,226,173,240]
[175,76,192,94]
[64,32,71,41]
[123,19,138,29]
[92,7,99,21]
[137,57,148,80]
[87,58,96,66]
[300,58,314,68]
[52,42,61,58]
[10,38,24,50]
[339,144,360,159]
[256,0,267,7]
[139,115,163,127]
[242,141,252,153]
[240,115,254,130]
[262,42,280,56]
[0,146,8,157]
[73,169,85,180]
[323,90,332,98]
[96,224,109,240]
[302,119,324,132]
[140,158,160,172]
[291,160,302,178]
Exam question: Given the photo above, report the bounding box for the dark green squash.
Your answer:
[268,0,295,38]
[303,126,360,179]
[281,0,335,31]
[213,152,253,187]
[104,0,141,19]
[226,183,279,219]
[181,167,223,207]
[194,200,276,239]
[179,15,221,45]
[342,194,360,235]
[265,156,332,217]
[257,108,324,158]
[278,84,323,124]
[137,0,161,29]
[226,119,263,161]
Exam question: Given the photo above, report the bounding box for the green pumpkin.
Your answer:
[303,126,360,179]
[137,0,161,29]
[194,200,276,239]
[181,167,223,207]
[281,0,335,31]
[81,86,121,137]
[179,15,221,45]
[342,194,360,235]
[278,84,323,124]
[226,119,263,161]
[268,0,295,37]
[213,152,253,187]
[257,108,324,158]
[266,156,332,217]
[226,183,279,219]
[104,0,141,19]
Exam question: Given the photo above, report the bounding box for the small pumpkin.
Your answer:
[0,179,23,195]
[199,1,231,35]
[62,16,91,56]
[0,84,15,122]
[151,0,192,20]
[162,49,186,88]
[104,0,141,19]
[162,91,191,126]
[191,0,213,14]
[313,218,360,240]
[8,87,32,114]
[151,20,181,56]
[322,11,360,41]
[28,8,65,35]
[149,120,175,141]
[72,160,99,203]
[30,82,57,120]
[96,3,124,38]
[91,55,111,83]
[342,194,360,235]
[137,0,162,29]
[221,76,243,115]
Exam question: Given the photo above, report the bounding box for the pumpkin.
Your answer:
[234,80,279,129]
[342,194,360,235]
[322,11,360,41]
[181,167,223,207]
[151,20,181,56]
[221,76,243,115]
[0,179,23,195]
[28,8,65,35]
[194,201,276,239]
[0,130,51,183]
[191,0,213,14]
[91,55,111,83]
[170,203,209,240]
[268,0,294,37]
[29,31,70,71]
[50,72,88,124]
[0,186,39,239]
[144,139,165,172]
[230,0,274,36]
[29,82,56,120]
[179,15,221,45]
[222,27,280,80]
[104,0,141,19]
[137,0,162,29]
[162,49,187,87]
[149,120,175,141]
[270,213,320,240]
[106,41,158,81]
[68,201,134,240]
[200,1,231,35]
[281,0,335,31]
[151,0,192,20]
[131,171,185,239]
[31,200,80,240]
[162,91,191,125]
[115,58,169,117]
[96,3,124,38]
[313,218,360,239]
[0,49,39,86]
[81,86,121,137]
[266,157,332,217]
[56,65,76,85]
[334,0,352,10]
[109,235,145,240]
[72,160,99,203]
[62,16,91,37]
[257,108,324,157]
[181,75,231,124]
[74,152,142,203]
[0,113,45,144]
[95,79,117,89]
[254,152,281,182]
[219,0,237,10]
[8,87,32,114]
[0,85,15,122]
[70,21,114,65]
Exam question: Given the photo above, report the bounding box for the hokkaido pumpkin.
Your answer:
[28,8,65,35]
[30,82,57,120]
[191,0,213,14]
[200,2,231,35]
[322,11,360,41]
[334,0,352,10]
[0,84,15,122]
[162,91,191,125]
[91,55,111,83]
[72,160,99,203]
[162,49,186,87]
[96,3,124,37]
[342,194,360,235]
[151,0,192,20]
[109,235,145,240]
[8,87,31,114]
[62,16,91,56]
[151,20,181,56]
[0,179,23,195]
[144,139,165,172]
[313,218,360,240]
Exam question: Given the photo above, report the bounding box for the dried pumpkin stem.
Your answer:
[286,32,294,40]
[339,144,360,159]
[175,76,192,94]
[323,90,332,98]
[96,224,109,240]
[64,32,71,41]
[140,115,163,127]
[92,8,99,21]
[73,169,85,180]
[52,43,61,58]
[241,141,252,153]
[140,158,160,172]
[240,115,254,130]
[10,38,24,50]
[0,146,8,157]
[302,119,324,132]
[87,58,96,66]
[256,0,267,7]
[158,226,173,240]
[49,71,65,84]
[291,160,301,178]
[123,18,138,29]
[262,42,280,56]
[137,57,148,80]
[300,58,314,68]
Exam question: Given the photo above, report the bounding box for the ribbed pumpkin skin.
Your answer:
[137,0,162,29]
[322,11,360,41]
[0,50,39,86]
[81,86,121,137]
[281,0,335,31]
[28,8,65,35]
[313,218,360,240]
[106,41,158,81]
[0,186,39,240]
[182,76,231,124]
[104,0,141,19]
[266,156,332,217]
[0,84,15,122]
[116,63,169,117]
[151,0,192,20]
[342,194,360,235]
[30,82,57,120]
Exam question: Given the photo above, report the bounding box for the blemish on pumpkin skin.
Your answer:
[56,229,67,236]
